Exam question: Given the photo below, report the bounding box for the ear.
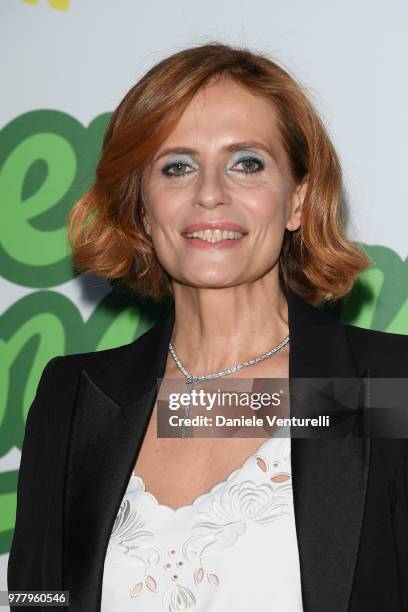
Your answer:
[140,174,152,236]
[286,180,308,232]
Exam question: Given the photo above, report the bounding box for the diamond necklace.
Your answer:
[168,334,290,438]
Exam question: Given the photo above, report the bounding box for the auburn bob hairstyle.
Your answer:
[67,42,371,305]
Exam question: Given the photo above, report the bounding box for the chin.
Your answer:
[182,276,240,289]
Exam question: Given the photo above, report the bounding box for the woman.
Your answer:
[8,43,408,612]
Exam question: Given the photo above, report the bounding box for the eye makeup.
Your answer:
[228,150,266,174]
[159,148,268,179]
[161,154,198,178]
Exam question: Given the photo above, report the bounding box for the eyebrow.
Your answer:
[153,141,277,162]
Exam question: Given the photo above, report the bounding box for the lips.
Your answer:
[181,221,248,234]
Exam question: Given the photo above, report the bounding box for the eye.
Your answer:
[231,156,265,175]
[161,161,195,178]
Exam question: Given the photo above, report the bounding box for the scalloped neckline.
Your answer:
[129,434,287,514]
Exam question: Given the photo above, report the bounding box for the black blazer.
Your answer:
[7,282,408,612]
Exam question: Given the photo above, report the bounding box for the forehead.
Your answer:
[162,78,286,158]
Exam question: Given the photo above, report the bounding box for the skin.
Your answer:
[141,76,307,376]
[134,77,308,508]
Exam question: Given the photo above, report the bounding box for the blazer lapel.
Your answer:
[62,282,370,612]
[63,308,175,611]
[285,287,371,612]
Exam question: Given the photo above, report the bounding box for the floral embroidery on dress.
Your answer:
[104,438,294,611]
[106,498,162,599]
[182,476,293,588]
[254,438,292,484]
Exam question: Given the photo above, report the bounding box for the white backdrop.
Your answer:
[1,0,407,602]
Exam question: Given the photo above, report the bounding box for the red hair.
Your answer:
[67,42,371,305]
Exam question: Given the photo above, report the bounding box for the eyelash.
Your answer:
[161,156,265,178]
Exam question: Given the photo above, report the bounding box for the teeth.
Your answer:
[184,229,244,243]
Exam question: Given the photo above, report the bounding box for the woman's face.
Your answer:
[141,78,306,290]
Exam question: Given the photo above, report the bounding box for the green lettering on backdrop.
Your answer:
[0,110,110,286]
[0,111,407,554]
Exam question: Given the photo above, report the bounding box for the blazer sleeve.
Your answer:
[7,356,62,594]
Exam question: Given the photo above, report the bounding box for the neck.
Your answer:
[169,270,289,376]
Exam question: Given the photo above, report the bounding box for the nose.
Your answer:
[193,166,231,209]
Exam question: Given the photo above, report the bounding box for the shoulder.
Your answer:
[47,341,137,385]
[45,318,162,382]
[51,306,171,374]
[342,321,408,355]
[340,321,408,377]
[50,341,134,372]
[297,292,408,376]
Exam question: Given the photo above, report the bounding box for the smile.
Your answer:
[183,229,246,243]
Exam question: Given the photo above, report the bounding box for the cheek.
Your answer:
[145,191,183,227]
[244,187,289,227]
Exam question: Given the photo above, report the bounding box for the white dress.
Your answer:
[101,432,304,611]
